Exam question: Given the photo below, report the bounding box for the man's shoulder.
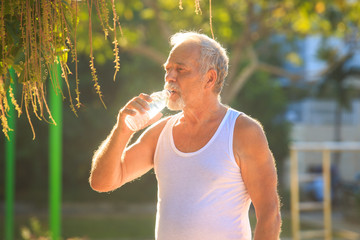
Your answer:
[234,112,264,134]
[233,112,268,150]
[232,112,270,165]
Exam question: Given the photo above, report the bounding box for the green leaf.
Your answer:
[5,20,20,45]
[140,8,155,20]
[286,52,303,66]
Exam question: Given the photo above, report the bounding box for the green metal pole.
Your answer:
[49,60,63,240]
[5,68,17,240]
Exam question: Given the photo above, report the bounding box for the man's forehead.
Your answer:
[166,41,201,65]
[172,40,201,54]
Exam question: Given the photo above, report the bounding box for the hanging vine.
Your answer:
[1,0,76,139]
[0,0,120,139]
[0,0,212,139]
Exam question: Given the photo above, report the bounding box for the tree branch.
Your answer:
[227,1,274,87]
[227,1,253,85]
[316,53,353,78]
[126,44,167,65]
[144,0,172,40]
[222,46,258,104]
[222,47,304,104]
[257,62,302,81]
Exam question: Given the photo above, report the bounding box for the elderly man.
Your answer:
[90,31,281,240]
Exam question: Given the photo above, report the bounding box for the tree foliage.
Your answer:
[1,0,75,138]
[316,43,360,109]
[2,0,360,206]
[83,0,360,103]
[1,0,360,139]
[0,0,123,139]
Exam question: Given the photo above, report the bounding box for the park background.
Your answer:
[1,0,360,239]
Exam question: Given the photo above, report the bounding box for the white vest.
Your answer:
[154,108,252,240]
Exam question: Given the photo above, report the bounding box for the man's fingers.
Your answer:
[121,108,137,116]
[119,93,159,129]
[139,93,152,102]
[131,100,149,113]
[125,96,151,114]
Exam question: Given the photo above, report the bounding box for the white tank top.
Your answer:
[154,108,252,240]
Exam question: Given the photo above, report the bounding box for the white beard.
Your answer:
[167,95,185,111]
[164,82,185,111]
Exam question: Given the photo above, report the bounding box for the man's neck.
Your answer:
[180,97,227,126]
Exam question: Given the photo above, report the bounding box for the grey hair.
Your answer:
[169,31,229,94]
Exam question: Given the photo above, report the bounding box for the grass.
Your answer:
[0,208,294,240]
[63,215,156,239]
[0,215,156,240]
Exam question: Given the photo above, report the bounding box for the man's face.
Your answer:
[163,41,204,111]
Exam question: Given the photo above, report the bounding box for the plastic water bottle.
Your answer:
[125,90,170,131]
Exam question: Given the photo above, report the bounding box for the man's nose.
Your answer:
[165,69,176,83]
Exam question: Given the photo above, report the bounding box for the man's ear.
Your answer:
[205,69,217,89]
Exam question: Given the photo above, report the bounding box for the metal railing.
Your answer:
[290,141,360,240]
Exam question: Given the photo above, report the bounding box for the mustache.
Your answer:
[164,82,181,92]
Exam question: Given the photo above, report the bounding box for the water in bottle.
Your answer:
[125,90,170,131]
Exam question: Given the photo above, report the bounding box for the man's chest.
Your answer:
[172,123,220,153]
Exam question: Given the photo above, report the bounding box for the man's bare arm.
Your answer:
[89,117,133,192]
[234,115,281,239]
[89,94,166,192]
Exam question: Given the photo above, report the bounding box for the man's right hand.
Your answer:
[118,93,162,131]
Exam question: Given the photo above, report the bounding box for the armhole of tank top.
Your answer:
[154,114,179,168]
[229,110,243,169]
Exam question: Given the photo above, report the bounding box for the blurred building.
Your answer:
[287,99,360,182]
[283,35,360,187]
